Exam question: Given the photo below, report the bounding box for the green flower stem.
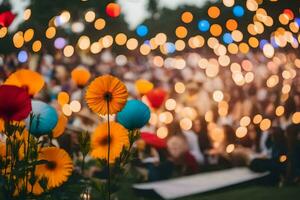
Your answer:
[106,100,111,200]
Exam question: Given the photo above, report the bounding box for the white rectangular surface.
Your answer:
[133,167,268,199]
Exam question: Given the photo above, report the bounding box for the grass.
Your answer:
[117,179,300,200]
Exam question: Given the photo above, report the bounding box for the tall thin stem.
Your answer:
[106,100,111,200]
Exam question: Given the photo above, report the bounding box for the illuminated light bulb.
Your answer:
[236,126,248,138]
[248,37,259,48]
[226,19,238,31]
[266,75,279,88]
[85,11,96,22]
[159,112,173,124]
[282,84,291,94]
[244,72,254,83]
[239,43,249,54]
[63,45,74,57]
[140,44,151,55]
[149,113,158,126]
[247,24,257,35]
[279,14,289,25]
[102,35,113,48]
[292,112,300,124]
[126,38,138,50]
[70,100,81,112]
[153,56,164,67]
[13,31,24,49]
[115,33,127,45]
[155,33,167,45]
[279,155,287,163]
[24,28,34,42]
[206,59,219,78]
[226,144,235,153]
[275,106,285,117]
[205,111,214,122]
[198,58,208,69]
[165,98,177,110]
[23,9,31,20]
[157,127,168,139]
[174,82,186,94]
[62,104,72,117]
[228,43,238,54]
[78,35,90,50]
[241,60,253,71]
[32,40,42,52]
[181,11,193,23]
[90,42,102,54]
[230,63,241,72]
[210,24,222,37]
[180,118,193,131]
[253,114,263,124]
[45,27,56,39]
[0,27,8,38]
[289,22,299,33]
[71,23,84,34]
[264,17,274,27]
[94,18,106,30]
[208,6,220,19]
[254,21,264,34]
[207,37,219,49]
[175,40,186,51]
[175,26,188,38]
[246,0,258,11]
[223,0,235,7]
[240,116,251,127]
[60,11,71,24]
[232,30,243,42]
[218,55,230,67]
[260,119,271,131]
[213,90,224,102]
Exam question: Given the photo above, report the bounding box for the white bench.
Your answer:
[133,167,269,199]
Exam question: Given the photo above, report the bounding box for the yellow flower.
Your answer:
[91,122,129,163]
[52,113,68,138]
[85,75,128,115]
[35,147,73,189]
[4,69,45,96]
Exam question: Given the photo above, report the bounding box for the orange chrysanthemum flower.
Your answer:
[85,75,128,115]
[52,113,68,138]
[35,147,73,189]
[91,122,129,163]
[4,69,45,96]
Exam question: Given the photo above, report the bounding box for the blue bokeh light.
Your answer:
[223,33,233,44]
[233,5,245,17]
[259,39,268,49]
[136,25,149,37]
[198,20,210,32]
[18,51,28,63]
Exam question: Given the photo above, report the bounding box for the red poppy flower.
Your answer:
[0,85,32,121]
[0,11,16,27]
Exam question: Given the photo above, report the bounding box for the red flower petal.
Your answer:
[0,85,32,121]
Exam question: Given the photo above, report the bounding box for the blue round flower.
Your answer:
[198,20,210,32]
[26,100,58,137]
[116,100,150,130]
[233,5,244,17]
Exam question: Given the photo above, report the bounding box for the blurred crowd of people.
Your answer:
[0,48,299,185]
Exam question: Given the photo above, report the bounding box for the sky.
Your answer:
[3,0,209,31]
